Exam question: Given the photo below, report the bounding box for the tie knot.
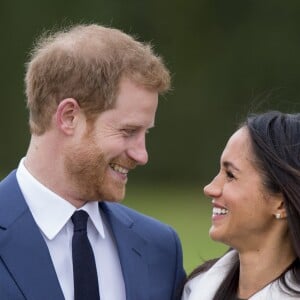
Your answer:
[72,210,89,232]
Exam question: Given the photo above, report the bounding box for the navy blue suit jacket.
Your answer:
[0,171,186,300]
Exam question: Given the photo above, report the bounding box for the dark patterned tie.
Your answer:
[72,210,100,300]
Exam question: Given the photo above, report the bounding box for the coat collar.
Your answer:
[182,249,297,300]
[0,170,65,299]
[100,202,150,300]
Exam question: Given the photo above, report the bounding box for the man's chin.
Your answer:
[102,196,125,203]
[99,187,126,202]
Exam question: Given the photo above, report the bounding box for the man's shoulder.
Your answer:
[101,201,179,244]
[0,170,19,194]
[103,201,169,228]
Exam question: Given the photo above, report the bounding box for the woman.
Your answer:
[182,111,300,299]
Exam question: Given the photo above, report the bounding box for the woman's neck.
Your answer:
[237,239,296,299]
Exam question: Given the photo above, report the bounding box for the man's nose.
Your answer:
[127,136,148,165]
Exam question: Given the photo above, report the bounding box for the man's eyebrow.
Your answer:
[222,161,240,172]
[121,123,155,129]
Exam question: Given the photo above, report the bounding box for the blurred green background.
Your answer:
[2,0,300,273]
[125,184,227,273]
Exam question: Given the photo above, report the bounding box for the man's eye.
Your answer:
[122,129,136,136]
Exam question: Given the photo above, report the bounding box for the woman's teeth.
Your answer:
[213,207,228,216]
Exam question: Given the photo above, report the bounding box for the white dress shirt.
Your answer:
[16,158,126,300]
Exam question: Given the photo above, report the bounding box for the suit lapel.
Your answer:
[0,171,64,300]
[100,202,149,300]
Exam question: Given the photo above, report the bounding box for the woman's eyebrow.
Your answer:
[222,160,240,172]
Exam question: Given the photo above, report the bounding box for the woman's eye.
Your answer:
[226,170,235,180]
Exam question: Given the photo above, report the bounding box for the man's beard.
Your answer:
[64,141,107,201]
[64,140,128,202]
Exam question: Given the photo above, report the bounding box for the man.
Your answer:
[0,24,186,300]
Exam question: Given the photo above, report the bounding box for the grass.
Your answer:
[124,183,227,274]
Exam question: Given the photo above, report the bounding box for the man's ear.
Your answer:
[55,98,82,135]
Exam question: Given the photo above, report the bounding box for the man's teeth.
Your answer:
[213,207,228,216]
[110,164,128,174]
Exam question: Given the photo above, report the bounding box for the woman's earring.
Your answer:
[275,213,281,219]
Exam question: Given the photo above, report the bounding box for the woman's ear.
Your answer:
[55,98,82,135]
[273,196,287,220]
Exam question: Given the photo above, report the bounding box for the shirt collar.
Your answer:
[16,158,105,240]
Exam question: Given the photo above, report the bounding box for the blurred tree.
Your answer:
[1,0,300,184]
